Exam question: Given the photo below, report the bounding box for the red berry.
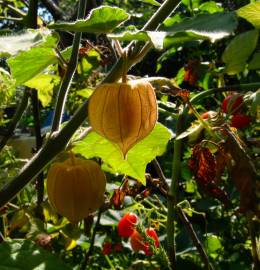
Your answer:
[201,111,216,120]
[130,230,146,252]
[102,242,112,255]
[221,95,243,114]
[146,228,159,248]
[230,114,251,129]
[117,212,138,238]
[130,228,159,256]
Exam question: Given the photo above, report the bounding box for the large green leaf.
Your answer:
[0,239,72,270]
[24,74,60,107]
[110,12,238,50]
[7,35,59,86]
[73,123,172,185]
[0,30,49,57]
[163,12,238,42]
[237,2,260,29]
[48,6,129,33]
[222,30,259,75]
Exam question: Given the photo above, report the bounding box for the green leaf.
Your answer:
[111,13,237,50]
[139,0,161,6]
[164,12,238,42]
[76,88,94,98]
[7,35,59,86]
[199,1,224,13]
[48,6,129,33]
[0,30,49,57]
[237,2,260,29]
[77,49,100,75]
[0,69,16,106]
[73,123,172,185]
[0,239,72,270]
[206,234,222,256]
[222,30,259,75]
[248,52,260,70]
[182,0,201,10]
[24,74,60,107]
[109,30,166,50]
[176,121,204,143]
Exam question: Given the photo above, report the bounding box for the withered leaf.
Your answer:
[189,144,230,207]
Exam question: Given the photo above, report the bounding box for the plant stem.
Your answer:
[152,159,214,269]
[0,89,30,152]
[0,16,23,21]
[177,207,215,270]
[81,210,102,270]
[31,90,44,216]
[167,112,185,268]
[26,0,45,218]
[143,0,181,31]
[247,213,260,269]
[26,0,38,28]
[51,0,87,132]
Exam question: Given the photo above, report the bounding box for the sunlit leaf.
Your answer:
[24,74,60,107]
[0,30,51,57]
[73,123,172,185]
[199,1,224,13]
[7,35,59,86]
[163,12,238,42]
[48,6,129,33]
[206,234,222,254]
[237,2,260,29]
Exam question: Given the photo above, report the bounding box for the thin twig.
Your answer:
[81,210,102,270]
[0,89,30,152]
[0,16,23,21]
[177,207,215,270]
[40,0,65,20]
[247,213,260,270]
[51,0,87,132]
[152,159,169,189]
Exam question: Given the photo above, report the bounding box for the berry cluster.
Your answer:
[221,94,251,129]
[117,212,159,256]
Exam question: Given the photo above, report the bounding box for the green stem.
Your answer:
[247,213,260,269]
[178,207,215,270]
[25,0,38,28]
[0,16,23,21]
[0,89,30,152]
[51,0,87,132]
[167,112,185,268]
